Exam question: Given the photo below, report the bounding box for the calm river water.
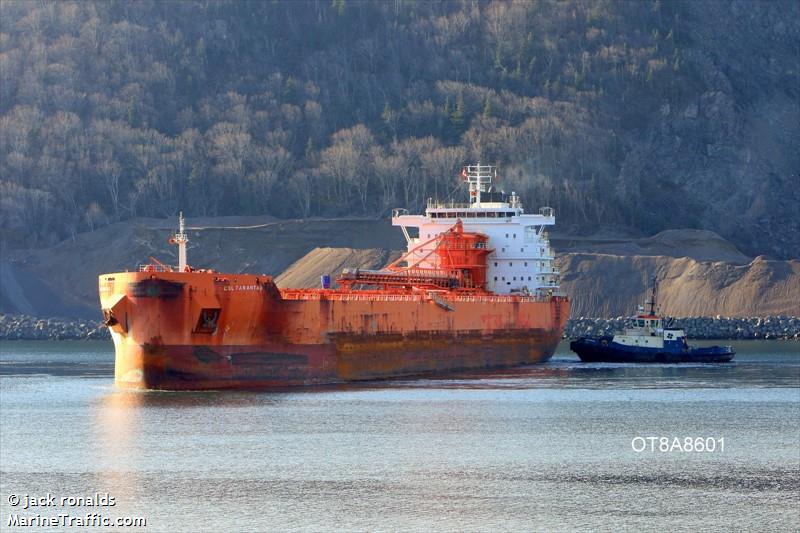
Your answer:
[1,340,798,532]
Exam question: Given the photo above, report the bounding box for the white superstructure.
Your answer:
[391,164,560,295]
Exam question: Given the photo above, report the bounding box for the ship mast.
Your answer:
[462,164,495,206]
[172,211,189,271]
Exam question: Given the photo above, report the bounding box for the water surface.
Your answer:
[1,340,798,531]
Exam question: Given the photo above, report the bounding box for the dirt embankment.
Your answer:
[559,254,800,317]
[2,216,798,319]
[275,248,402,289]
[553,229,752,264]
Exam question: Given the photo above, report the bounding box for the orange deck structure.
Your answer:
[99,167,570,390]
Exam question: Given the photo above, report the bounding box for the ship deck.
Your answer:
[278,288,566,303]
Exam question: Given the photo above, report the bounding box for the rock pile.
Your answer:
[565,316,800,340]
[2,313,799,341]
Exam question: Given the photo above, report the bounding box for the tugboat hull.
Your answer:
[570,337,735,363]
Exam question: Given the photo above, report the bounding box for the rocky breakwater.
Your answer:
[566,316,800,340]
[2,313,799,341]
[0,314,110,340]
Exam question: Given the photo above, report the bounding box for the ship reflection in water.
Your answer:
[0,340,798,531]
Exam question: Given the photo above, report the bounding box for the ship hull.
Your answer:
[570,337,735,363]
[114,330,562,390]
[101,271,569,390]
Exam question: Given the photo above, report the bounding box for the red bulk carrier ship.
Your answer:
[98,165,569,389]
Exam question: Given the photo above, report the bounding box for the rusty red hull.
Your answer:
[100,271,569,390]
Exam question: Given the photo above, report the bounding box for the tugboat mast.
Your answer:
[646,277,658,316]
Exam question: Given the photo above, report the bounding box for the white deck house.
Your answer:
[391,165,560,295]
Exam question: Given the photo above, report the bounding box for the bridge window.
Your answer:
[477,212,486,218]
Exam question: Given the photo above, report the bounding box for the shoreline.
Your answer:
[1,313,798,341]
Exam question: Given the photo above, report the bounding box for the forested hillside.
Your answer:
[1,0,798,257]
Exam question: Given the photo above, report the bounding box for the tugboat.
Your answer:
[570,278,734,363]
